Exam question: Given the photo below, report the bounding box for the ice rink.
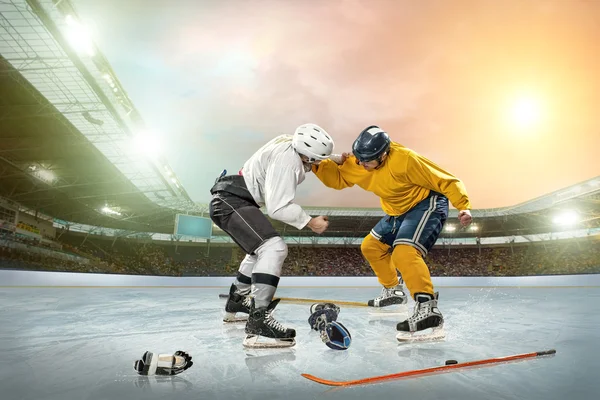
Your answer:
[1,282,598,400]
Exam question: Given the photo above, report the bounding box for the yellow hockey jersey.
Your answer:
[313,142,471,216]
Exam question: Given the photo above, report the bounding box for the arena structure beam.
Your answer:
[0,0,201,214]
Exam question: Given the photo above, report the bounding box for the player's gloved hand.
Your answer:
[134,350,193,376]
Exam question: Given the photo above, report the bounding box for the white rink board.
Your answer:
[1,269,599,287]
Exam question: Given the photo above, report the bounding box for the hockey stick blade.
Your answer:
[218,293,368,308]
[301,349,557,386]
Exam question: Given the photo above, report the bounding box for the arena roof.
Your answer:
[0,0,202,233]
[0,0,598,241]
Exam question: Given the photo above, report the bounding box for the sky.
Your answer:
[73,0,600,210]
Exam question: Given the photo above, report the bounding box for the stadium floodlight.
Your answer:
[36,169,57,183]
[469,224,479,231]
[131,133,161,159]
[444,225,456,232]
[552,210,578,226]
[28,165,57,184]
[64,15,95,57]
[101,206,122,217]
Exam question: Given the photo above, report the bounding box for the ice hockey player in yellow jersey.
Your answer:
[313,125,473,341]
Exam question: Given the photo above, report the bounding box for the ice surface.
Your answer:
[0,286,598,400]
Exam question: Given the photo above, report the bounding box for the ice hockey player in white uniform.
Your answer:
[209,123,334,348]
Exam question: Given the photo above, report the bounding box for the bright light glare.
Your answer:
[552,210,578,226]
[101,206,122,216]
[469,225,479,231]
[36,169,57,183]
[132,133,161,159]
[445,225,456,232]
[29,165,57,184]
[511,97,541,128]
[65,15,95,57]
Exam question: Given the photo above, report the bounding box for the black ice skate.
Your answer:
[223,283,252,323]
[396,292,445,342]
[243,298,296,348]
[368,282,408,307]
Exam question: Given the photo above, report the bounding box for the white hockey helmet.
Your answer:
[292,123,334,162]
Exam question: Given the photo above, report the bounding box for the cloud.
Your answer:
[74,0,600,209]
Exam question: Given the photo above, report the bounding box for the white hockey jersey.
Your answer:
[241,134,312,230]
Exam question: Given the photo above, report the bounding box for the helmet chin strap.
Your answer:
[355,154,387,169]
[373,151,390,169]
[299,153,319,172]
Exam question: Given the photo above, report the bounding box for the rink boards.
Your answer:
[1,269,599,287]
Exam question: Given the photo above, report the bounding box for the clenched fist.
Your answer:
[329,152,351,165]
[458,210,472,227]
[308,215,329,234]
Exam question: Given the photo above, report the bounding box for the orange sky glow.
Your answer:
[75,0,600,210]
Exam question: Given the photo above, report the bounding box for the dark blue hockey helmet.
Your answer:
[352,125,391,163]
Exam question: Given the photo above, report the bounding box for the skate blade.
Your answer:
[245,347,296,358]
[243,334,296,349]
[368,305,408,316]
[369,312,407,318]
[223,317,248,323]
[396,327,446,343]
[223,312,248,323]
[369,300,409,308]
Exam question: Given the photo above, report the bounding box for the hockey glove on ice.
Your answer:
[134,350,193,376]
[308,302,340,331]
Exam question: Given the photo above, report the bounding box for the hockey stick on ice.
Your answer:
[218,293,369,307]
[301,349,557,386]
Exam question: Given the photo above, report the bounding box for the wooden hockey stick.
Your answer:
[301,349,557,386]
[218,293,369,307]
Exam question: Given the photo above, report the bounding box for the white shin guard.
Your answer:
[251,237,288,307]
